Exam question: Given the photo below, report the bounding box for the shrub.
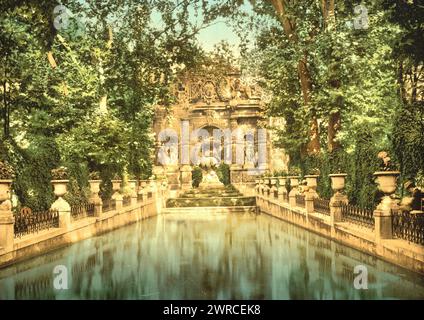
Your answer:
[0,161,14,179]
[192,166,203,188]
[216,163,231,185]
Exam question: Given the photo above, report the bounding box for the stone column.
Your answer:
[89,180,102,217]
[0,180,14,253]
[111,180,123,211]
[51,180,71,229]
[373,171,400,241]
[230,118,243,184]
[288,176,300,207]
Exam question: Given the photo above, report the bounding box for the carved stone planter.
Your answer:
[51,180,69,198]
[0,180,13,203]
[89,180,101,194]
[373,171,400,240]
[128,180,137,195]
[374,171,400,195]
[305,175,319,198]
[329,173,347,193]
[288,176,300,188]
[374,171,400,211]
[112,180,121,192]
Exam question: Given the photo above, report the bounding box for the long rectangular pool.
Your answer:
[0,213,423,299]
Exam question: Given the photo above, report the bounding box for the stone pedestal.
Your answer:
[180,165,192,190]
[51,180,71,229]
[305,191,315,214]
[305,175,319,198]
[0,180,14,252]
[111,180,123,211]
[128,180,138,206]
[288,177,300,207]
[51,197,71,229]
[330,193,345,226]
[0,202,14,253]
[374,208,393,240]
[374,194,398,240]
[89,180,103,217]
[230,165,243,184]
[165,165,180,190]
[373,171,400,241]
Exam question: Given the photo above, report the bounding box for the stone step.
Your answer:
[166,196,256,208]
[163,206,257,215]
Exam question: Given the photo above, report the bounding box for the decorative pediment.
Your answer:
[175,75,262,106]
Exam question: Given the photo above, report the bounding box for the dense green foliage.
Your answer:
[0,0,217,209]
[229,0,423,207]
[192,166,203,188]
[216,163,231,186]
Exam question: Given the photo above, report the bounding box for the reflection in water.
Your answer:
[0,213,424,299]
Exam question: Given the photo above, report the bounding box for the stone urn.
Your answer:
[288,176,300,188]
[128,180,138,196]
[138,180,146,194]
[374,171,400,195]
[0,180,13,203]
[89,180,101,194]
[277,176,287,186]
[329,173,348,193]
[305,175,319,198]
[51,180,69,198]
[111,180,121,192]
[88,180,102,204]
[374,171,400,211]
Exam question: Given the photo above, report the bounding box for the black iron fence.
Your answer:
[392,210,424,245]
[86,203,95,217]
[314,198,330,215]
[102,198,116,213]
[123,196,131,207]
[14,209,59,238]
[341,204,374,228]
[295,194,305,208]
[71,204,86,221]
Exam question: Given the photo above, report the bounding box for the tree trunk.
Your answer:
[327,111,341,152]
[323,0,341,153]
[270,0,320,155]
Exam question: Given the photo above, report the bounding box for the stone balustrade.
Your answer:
[254,172,424,274]
[0,178,169,267]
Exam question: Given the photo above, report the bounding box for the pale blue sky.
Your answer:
[196,21,241,53]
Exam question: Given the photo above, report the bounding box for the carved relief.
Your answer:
[175,75,262,105]
[202,81,217,104]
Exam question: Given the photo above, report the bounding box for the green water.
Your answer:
[0,213,424,299]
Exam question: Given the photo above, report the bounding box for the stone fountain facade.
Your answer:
[152,72,288,191]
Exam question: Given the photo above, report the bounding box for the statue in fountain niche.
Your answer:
[198,152,224,188]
